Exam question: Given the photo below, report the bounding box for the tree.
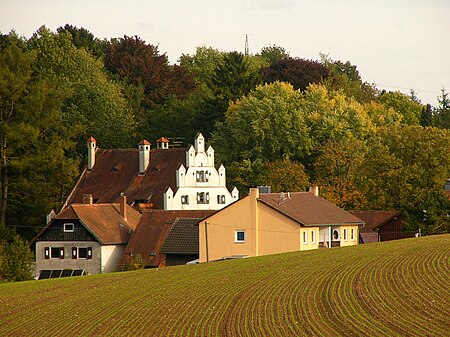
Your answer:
[56,24,110,59]
[321,55,378,103]
[312,136,367,209]
[260,159,310,193]
[28,27,136,148]
[359,126,450,233]
[433,87,450,129]
[212,82,312,164]
[261,57,329,92]
[420,104,433,127]
[0,228,34,282]
[105,35,196,111]
[301,84,373,147]
[378,91,422,125]
[0,35,80,238]
[258,44,289,64]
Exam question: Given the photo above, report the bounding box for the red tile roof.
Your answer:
[66,148,186,208]
[139,140,151,145]
[156,137,169,143]
[38,203,141,245]
[88,136,96,143]
[120,210,214,267]
[258,192,364,226]
[349,210,401,232]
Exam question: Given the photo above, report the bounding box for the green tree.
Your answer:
[378,91,422,125]
[28,27,136,148]
[260,159,310,193]
[0,36,79,237]
[321,55,378,103]
[0,228,34,282]
[420,104,433,127]
[433,87,450,129]
[359,126,450,233]
[212,82,312,164]
[258,44,289,64]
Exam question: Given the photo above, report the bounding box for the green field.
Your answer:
[1,235,449,337]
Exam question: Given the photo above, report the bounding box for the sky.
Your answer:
[1,0,449,106]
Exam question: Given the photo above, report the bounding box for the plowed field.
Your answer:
[1,235,449,336]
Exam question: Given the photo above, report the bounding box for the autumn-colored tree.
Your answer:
[312,137,367,209]
[261,57,329,92]
[261,159,310,193]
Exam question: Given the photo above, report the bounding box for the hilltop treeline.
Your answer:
[1,25,449,239]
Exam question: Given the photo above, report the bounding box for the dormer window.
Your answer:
[64,223,74,232]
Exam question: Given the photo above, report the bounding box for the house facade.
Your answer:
[349,210,410,243]
[33,194,141,277]
[64,134,238,211]
[199,188,364,262]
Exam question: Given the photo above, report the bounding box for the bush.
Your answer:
[0,229,34,282]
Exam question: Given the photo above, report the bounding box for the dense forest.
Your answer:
[1,25,450,241]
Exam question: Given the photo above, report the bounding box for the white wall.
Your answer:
[101,245,126,273]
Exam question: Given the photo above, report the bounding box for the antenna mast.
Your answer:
[244,34,249,56]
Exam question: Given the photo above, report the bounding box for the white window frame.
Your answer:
[303,230,308,244]
[235,230,246,243]
[351,228,355,241]
[64,223,74,232]
[181,195,189,205]
[50,247,64,259]
[343,228,348,241]
[311,230,316,244]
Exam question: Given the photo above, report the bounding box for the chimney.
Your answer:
[120,193,127,220]
[87,136,97,170]
[156,137,169,149]
[82,194,93,204]
[249,187,260,199]
[138,140,151,174]
[309,186,319,197]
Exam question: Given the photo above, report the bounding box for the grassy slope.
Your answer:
[1,235,449,337]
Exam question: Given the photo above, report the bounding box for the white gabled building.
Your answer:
[163,133,239,210]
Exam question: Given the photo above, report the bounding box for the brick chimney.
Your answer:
[120,193,127,220]
[87,137,97,170]
[82,194,93,204]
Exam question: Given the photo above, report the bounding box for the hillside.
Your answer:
[1,235,449,337]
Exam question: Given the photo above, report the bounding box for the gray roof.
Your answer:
[160,218,201,255]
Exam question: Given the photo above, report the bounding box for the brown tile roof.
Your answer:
[66,148,186,208]
[349,210,401,232]
[37,203,141,245]
[160,218,203,255]
[120,210,214,267]
[258,192,364,226]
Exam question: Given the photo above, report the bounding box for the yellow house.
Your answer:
[199,188,364,262]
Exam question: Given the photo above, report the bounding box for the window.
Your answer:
[64,223,74,232]
[343,228,348,241]
[311,230,316,244]
[72,247,92,259]
[217,195,226,204]
[197,192,210,204]
[235,230,246,243]
[333,229,339,240]
[45,247,64,259]
[196,170,205,182]
[181,195,189,205]
[351,228,355,241]
[303,230,308,244]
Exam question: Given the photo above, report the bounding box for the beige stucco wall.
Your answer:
[199,195,256,262]
[339,225,359,247]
